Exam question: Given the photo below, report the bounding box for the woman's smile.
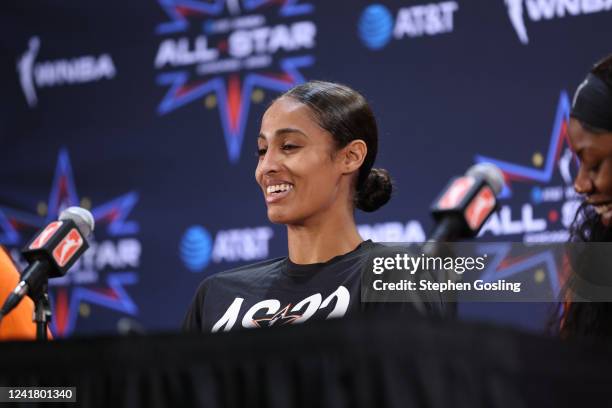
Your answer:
[265,182,295,204]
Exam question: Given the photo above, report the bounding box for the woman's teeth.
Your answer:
[267,184,293,194]
[593,203,612,215]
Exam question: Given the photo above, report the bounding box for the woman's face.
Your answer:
[255,97,347,225]
[568,118,612,226]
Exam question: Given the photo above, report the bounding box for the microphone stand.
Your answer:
[31,280,51,341]
[423,218,465,318]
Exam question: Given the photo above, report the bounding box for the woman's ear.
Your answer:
[342,139,367,174]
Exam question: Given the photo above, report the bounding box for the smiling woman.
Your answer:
[255,81,391,263]
[567,54,612,240]
[557,54,612,339]
[183,81,443,333]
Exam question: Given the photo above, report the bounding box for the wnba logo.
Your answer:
[465,187,496,230]
[437,177,475,209]
[53,229,84,267]
[29,221,63,250]
[504,0,612,45]
[16,36,116,108]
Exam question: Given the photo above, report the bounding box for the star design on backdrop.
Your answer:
[156,0,313,35]
[0,148,139,336]
[155,0,315,162]
[472,91,582,294]
[475,91,576,199]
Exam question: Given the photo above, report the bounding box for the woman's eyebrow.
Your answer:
[275,127,308,138]
[258,128,308,141]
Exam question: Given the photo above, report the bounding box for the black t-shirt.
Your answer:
[183,240,444,333]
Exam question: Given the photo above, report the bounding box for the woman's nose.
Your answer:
[258,149,282,175]
[574,165,594,195]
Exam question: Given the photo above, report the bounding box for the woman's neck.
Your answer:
[286,209,363,264]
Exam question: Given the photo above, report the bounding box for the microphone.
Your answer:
[0,207,94,319]
[429,163,504,242]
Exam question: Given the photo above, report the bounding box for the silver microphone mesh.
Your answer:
[59,207,95,238]
[466,163,505,195]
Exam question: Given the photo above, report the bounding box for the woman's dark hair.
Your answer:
[591,54,612,88]
[578,120,608,135]
[569,202,612,243]
[281,80,392,212]
[554,55,612,338]
[554,203,612,339]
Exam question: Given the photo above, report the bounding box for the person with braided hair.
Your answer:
[184,81,444,333]
[558,54,612,339]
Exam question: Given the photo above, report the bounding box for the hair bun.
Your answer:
[592,54,612,87]
[355,168,392,212]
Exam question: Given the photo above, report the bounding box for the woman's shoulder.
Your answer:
[366,241,416,255]
[201,256,287,287]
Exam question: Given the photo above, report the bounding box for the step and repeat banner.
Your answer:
[0,0,610,337]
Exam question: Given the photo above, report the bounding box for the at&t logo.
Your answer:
[180,224,274,272]
[358,2,458,50]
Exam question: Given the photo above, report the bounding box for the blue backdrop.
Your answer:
[1,0,611,337]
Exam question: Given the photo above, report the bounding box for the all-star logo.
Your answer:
[252,304,302,327]
[504,0,612,45]
[474,91,581,242]
[154,0,317,163]
[0,149,141,337]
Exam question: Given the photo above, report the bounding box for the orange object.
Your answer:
[0,246,41,340]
